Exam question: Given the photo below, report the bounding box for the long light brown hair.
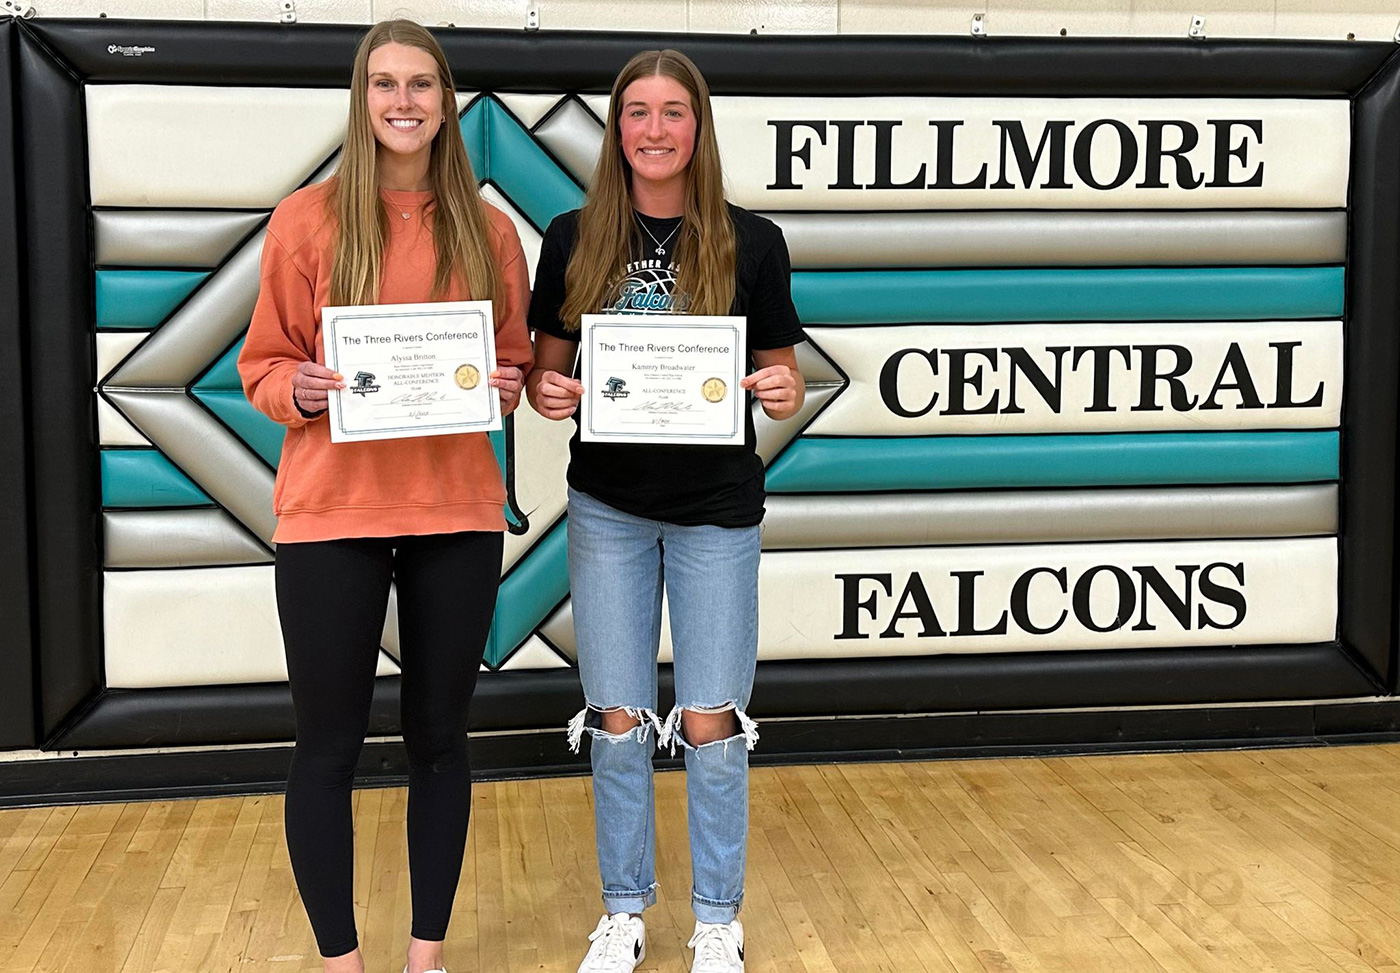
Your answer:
[559,49,735,330]
[328,20,497,306]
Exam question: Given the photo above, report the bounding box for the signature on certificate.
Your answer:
[627,400,697,414]
[391,391,450,405]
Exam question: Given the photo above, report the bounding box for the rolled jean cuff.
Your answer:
[692,890,743,924]
[602,882,659,915]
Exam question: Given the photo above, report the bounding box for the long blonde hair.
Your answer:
[559,49,735,330]
[328,20,497,306]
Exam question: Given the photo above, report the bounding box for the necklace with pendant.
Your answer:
[391,197,431,221]
[635,212,681,256]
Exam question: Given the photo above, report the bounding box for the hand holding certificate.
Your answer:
[579,314,747,446]
[323,300,501,443]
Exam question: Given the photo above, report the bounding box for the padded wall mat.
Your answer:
[0,19,35,750]
[14,20,1398,756]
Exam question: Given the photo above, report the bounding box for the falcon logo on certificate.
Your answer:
[322,300,502,443]
[579,314,747,446]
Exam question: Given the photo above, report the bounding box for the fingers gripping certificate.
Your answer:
[322,301,501,444]
[579,314,747,446]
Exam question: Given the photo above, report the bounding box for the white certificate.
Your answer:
[579,314,747,446]
[322,300,501,444]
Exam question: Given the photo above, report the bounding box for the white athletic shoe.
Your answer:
[688,919,744,973]
[577,913,646,973]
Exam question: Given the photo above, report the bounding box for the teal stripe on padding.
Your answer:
[791,267,1344,324]
[457,96,582,230]
[192,390,285,468]
[486,519,568,667]
[96,270,209,330]
[101,449,212,507]
[765,432,1339,493]
[478,98,584,230]
[193,337,244,391]
[459,98,486,178]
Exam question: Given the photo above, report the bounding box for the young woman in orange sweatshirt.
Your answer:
[238,21,531,973]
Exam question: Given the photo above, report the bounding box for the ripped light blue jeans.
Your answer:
[565,487,760,924]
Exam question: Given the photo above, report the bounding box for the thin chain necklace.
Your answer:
[635,211,681,256]
[383,192,431,221]
[394,198,430,221]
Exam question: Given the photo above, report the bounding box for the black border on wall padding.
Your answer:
[0,18,36,750]
[1345,50,1400,690]
[20,20,1393,95]
[52,644,1377,750]
[7,700,1400,809]
[18,25,102,743]
[12,20,1399,758]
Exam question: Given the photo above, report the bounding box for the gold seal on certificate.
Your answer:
[454,364,480,390]
[322,300,501,443]
[579,314,747,446]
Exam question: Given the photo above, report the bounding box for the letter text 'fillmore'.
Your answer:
[708,97,1349,210]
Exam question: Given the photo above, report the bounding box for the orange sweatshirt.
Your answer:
[238,182,533,543]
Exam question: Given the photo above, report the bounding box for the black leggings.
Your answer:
[276,531,503,958]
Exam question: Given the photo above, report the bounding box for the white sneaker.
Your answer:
[688,919,744,972]
[577,913,646,973]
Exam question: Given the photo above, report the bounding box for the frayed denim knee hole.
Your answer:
[566,703,662,753]
[657,703,759,757]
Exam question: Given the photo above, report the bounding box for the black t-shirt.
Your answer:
[529,205,805,527]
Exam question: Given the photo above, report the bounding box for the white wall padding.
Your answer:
[756,537,1337,660]
[807,321,1343,436]
[712,97,1349,210]
[497,92,566,130]
[478,183,543,286]
[97,396,149,447]
[105,566,399,687]
[525,536,1334,663]
[499,635,571,670]
[95,331,149,383]
[86,85,350,207]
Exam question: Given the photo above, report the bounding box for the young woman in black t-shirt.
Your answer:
[526,48,804,973]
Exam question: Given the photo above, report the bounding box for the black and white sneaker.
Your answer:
[577,913,646,973]
[687,919,744,973]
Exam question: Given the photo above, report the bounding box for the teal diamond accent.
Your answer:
[486,518,568,666]
[193,337,244,391]
[191,337,285,468]
[460,96,584,230]
[96,270,210,329]
[101,95,598,671]
[101,449,212,507]
[193,391,285,468]
[460,95,486,176]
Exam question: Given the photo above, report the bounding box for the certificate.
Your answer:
[322,300,500,444]
[579,314,747,446]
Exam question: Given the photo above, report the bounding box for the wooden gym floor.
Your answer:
[2,743,1399,972]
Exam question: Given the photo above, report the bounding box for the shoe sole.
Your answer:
[577,940,645,973]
